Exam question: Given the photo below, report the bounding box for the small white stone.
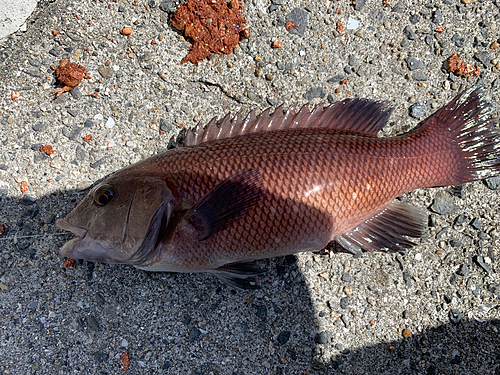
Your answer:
[347,18,360,30]
[113,65,120,71]
[121,339,128,347]
[415,253,422,261]
[50,158,63,169]
[94,113,104,120]
[105,117,115,128]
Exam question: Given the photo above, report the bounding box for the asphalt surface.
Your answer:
[0,0,499,374]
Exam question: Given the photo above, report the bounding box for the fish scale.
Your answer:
[57,88,500,289]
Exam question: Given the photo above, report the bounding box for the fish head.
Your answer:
[56,175,173,266]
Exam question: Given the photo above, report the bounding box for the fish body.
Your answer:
[57,88,500,288]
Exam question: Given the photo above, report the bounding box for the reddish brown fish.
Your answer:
[56,88,500,288]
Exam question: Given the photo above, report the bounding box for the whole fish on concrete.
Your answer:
[57,88,500,289]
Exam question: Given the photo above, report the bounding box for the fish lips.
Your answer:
[56,218,119,263]
[56,218,87,258]
[56,218,88,238]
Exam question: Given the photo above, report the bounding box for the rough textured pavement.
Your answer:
[0,0,499,374]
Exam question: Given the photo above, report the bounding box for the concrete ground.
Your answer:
[0,0,499,374]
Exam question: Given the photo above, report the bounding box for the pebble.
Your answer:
[431,193,459,215]
[340,296,350,309]
[315,331,330,345]
[267,97,277,106]
[32,122,45,132]
[254,305,267,321]
[50,159,63,169]
[489,283,500,295]
[341,272,352,282]
[121,339,129,347]
[160,119,172,132]
[354,0,366,10]
[451,34,466,48]
[415,253,422,261]
[410,102,427,118]
[303,87,326,101]
[402,329,411,338]
[403,26,416,40]
[449,274,457,285]
[70,87,82,99]
[474,51,491,67]
[286,8,308,37]
[68,127,83,141]
[392,2,405,12]
[484,176,500,190]
[403,271,412,286]
[470,218,481,230]
[94,352,109,363]
[67,109,78,117]
[449,308,463,324]
[412,71,428,81]
[341,314,349,328]
[276,330,291,345]
[409,14,420,24]
[105,117,115,129]
[348,55,357,67]
[454,214,468,226]
[456,264,468,276]
[98,66,114,79]
[432,10,442,23]
[188,328,201,342]
[474,255,491,273]
[87,315,101,332]
[406,57,425,71]
[159,0,176,13]
[346,19,359,30]
[75,145,86,161]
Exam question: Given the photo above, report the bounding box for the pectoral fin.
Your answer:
[209,261,268,290]
[337,201,427,254]
[185,169,263,241]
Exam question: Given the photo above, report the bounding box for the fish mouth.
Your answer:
[56,218,88,257]
[56,218,88,237]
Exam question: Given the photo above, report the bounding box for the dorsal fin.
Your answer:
[184,98,393,147]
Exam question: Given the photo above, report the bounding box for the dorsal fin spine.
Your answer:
[184,98,393,147]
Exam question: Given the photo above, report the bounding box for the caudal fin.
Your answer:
[419,87,500,185]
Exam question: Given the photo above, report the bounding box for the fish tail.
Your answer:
[417,87,500,186]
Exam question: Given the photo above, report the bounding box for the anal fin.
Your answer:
[337,201,426,254]
[209,261,268,290]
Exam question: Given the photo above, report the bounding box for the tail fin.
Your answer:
[419,87,500,185]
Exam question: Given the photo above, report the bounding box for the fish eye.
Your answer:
[94,187,114,207]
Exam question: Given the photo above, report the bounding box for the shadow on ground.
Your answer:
[0,190,499,374]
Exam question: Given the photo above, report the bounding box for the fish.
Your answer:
[56,87,500,289]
